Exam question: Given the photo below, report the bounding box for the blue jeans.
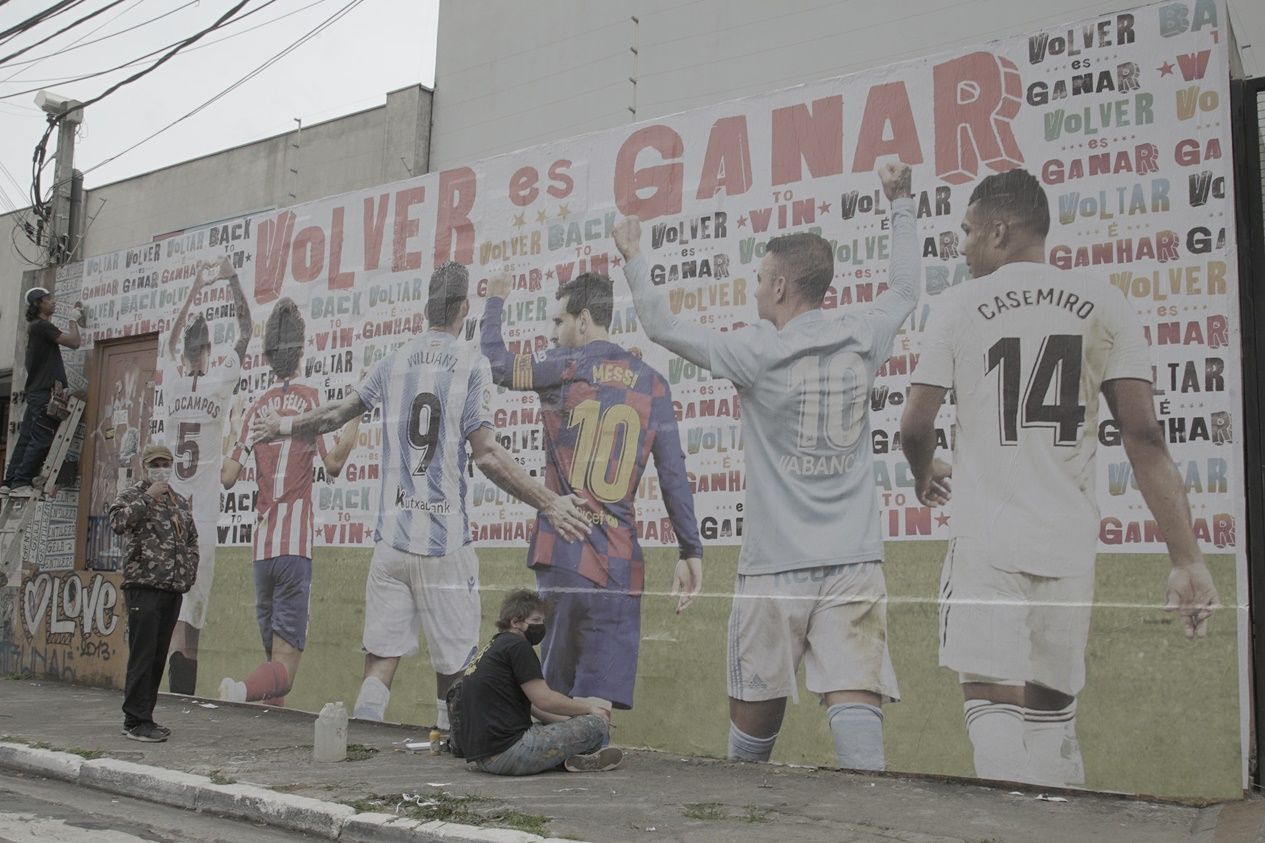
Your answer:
[475,715,607,776]
[5,388,56,487]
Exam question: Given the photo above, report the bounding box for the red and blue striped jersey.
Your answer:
[482,297,702,594]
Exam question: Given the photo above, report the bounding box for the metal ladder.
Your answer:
[0,395,85,572]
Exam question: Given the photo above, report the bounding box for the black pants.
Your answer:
[5,388,56,487]
[122,587,183,729]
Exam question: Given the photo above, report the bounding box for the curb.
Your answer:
[0,742,586,842]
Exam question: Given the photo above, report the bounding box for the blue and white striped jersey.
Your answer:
[355,330,494,557]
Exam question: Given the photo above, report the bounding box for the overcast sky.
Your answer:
[0,0,439,213]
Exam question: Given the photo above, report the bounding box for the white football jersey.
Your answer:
[161,351,241,530]
[912,262,1152,577]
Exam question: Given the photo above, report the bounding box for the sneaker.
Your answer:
[8,486,34,498]
[564,746,623,772]
[0,485,10,496]
[121,723,170,737]
[218,677,247,703]
[125,723,168,743]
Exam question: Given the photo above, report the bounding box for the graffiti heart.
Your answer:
[22,572,118,638]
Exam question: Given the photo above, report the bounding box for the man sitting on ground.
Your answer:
[457,590,623,775]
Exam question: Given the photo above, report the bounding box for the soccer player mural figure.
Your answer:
[900,168,1220,786]
[163,255,252,695]
[252,261,591,727]
[613,163,921,771]
[481,270,704,717]
[218,298,360,706]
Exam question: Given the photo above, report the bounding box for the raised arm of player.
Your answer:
[614,218,715,370]
[649,384,704,612]
[481,273,577,391]
[868,163,921,353]
[250,393,368,444]
[168,262,213,361]
[466,426,591,543]
[217,255,253,364]
[1104,378,1219,639]
[321,415,361,478]
[900,385,953,508]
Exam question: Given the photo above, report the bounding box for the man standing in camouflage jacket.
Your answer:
[109,443,198,742]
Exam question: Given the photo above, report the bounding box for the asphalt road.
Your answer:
[0,770,317,842]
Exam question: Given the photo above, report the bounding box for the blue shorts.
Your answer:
[534,565,641,710]
[253,555,313,652]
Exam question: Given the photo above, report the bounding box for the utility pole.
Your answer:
[35,90,84,266]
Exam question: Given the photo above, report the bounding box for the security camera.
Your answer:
[34,90,83,122]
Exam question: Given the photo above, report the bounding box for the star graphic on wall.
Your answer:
[557,203,571,219]
[1158,60,1175,76]
[611,255,623,267]
[737,215,749,228]
[935,512,951,528]
[512,213,526,229]
[545,269,555,280]
[818,201,832,215]
[536,209,549,224]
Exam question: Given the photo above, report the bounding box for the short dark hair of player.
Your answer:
[427,260,469,328]
[766,232,835,304]
[556,272,614,330]
[967,168,1050,239]
[495,589,550,631]
[264,298,305,380]
[183,314,211,363]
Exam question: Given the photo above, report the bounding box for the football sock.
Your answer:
[727,722,777,763]
[1024,701,1083,786]
[353,676,389,721]
[826,703,885,771]
[435,698,450,730]
[964,700,1027,782]
[168,653,197,695]
[243,661,289,702]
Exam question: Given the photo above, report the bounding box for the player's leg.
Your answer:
[566,577,641,715]
[415,546,481,730]
[534,566,581,697]
[169,531,216,694]
[939,539,1033,781]
[219,556,276,702]
[727,572,805,762]
[224,556,311,705]
[354,544,418,721]
[1022,570,1093,786]
[806,561,899,771]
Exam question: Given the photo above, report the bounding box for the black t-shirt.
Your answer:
[458,632,544,760]
[25,319,65,393]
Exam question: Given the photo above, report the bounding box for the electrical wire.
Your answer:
[1,0,155,87]
[82,0,367,177]
[0,0,89,48]
[0,0,129,67]
[2,0,194,70]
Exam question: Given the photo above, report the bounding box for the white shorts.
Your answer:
[177,532,217,629]
[938,538,1093,697]
[362,542,480,675]
[727,561,900,703]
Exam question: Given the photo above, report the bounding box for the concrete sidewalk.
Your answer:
[0,679,1259,843]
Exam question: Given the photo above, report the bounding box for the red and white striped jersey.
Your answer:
[231,381,331,560]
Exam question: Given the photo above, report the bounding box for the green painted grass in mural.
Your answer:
[198,543,1241,799]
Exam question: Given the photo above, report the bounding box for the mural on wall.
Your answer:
[1,0,1245,800]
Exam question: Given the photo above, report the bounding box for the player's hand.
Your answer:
[672,557,703,614]
[224,395,246,453]
[915,459,953,507]
[215,255,236,277]
[71,300,86,327]
[613,217,641,260]
[1165,561,1219,639]
[488,270,512,300]
[587,705,612,723]
[250,407,283,444]
[879,161,913,201]
[541,493,591,542]
[192,260,215,289]
[146,481,170,499]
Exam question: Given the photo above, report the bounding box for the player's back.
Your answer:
[721,309,893,575]
[161,352,240,519]
[916,261,1152,576]
[357,330,490,557]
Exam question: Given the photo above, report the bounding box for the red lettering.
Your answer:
[696,115,752,200]
[614,125,684,220]
[327,207,354,290]
[392,186,425,272]
[933,51,1023,185]
[771,95,842,186]
[509,166,538,206]
[362,194,389,271]
[254,211,295,304]
[436,166,477,266]
[851,82,923,172]
[291,226,324,284]
[547,159,574,198]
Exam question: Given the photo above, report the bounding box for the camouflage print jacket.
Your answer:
[108,480,199,592]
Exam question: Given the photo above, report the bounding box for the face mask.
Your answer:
[147,467,172,484]
[524,623,547,646]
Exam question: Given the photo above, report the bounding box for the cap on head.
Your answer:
[26,287,50,306]
[141,443,173,466]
